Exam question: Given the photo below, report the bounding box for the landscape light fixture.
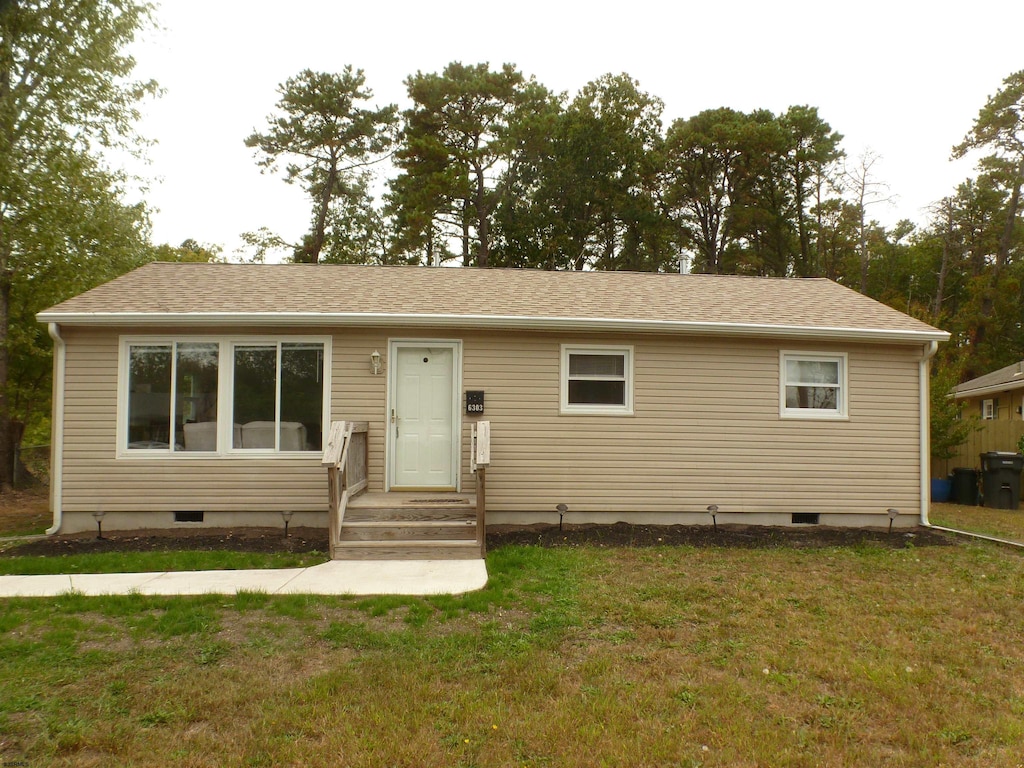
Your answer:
[281,510,294,538]
[887,508,899,535]
[556,503,568,532]
[370,350,382,375]
[707,504,719,532]
[92,510,106,540]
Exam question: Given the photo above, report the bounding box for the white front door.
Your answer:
[389,342,459,490]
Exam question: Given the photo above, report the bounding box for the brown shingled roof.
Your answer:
[954,360,1024,399]
[38,262,948,343]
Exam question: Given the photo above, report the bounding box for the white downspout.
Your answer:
[46,323,66,534]
[919,340,939,526]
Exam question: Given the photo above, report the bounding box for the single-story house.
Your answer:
[38,263,948,552]
[953,360,1024,421]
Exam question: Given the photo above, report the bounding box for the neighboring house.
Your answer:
[953,360,1024,421]
[38,263,948,541]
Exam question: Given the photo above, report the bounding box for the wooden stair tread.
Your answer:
[336,539,476,547]
[342,524,473,528]
[331,539,482,561]
[332,489,481,561]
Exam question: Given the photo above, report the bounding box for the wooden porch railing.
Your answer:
[322,420,369,550]
[471,421,490,558]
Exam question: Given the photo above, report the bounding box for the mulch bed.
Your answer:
[487,522,954,549]
[1,522,954,557]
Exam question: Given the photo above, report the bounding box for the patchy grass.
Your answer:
[0,548,326,575]
[2,540,1024,766]
[931,502,1024,543]
[0,487,50,537]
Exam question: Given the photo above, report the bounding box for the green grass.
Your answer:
[0,520,48,537]
[930,502,1024,542]
[2,540,1024,766]
[0,548,327,575]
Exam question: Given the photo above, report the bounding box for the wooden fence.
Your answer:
[934,420,1024,476]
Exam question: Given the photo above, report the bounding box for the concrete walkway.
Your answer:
[0,559,489,598]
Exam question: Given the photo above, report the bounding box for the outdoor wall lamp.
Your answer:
[92,510,106,540]
[370,350,383,375]
[281,510,294,538]
[707,504,719,531]
[887,507,899,534]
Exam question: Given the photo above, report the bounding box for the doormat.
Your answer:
[410,498,471,504]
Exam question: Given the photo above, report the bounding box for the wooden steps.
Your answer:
[332,492,481,560]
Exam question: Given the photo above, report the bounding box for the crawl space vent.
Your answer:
[791,513,820,525]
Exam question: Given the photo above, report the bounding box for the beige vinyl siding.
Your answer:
[57,325,923,522]
[60,327,327,514]
[458,332,921,518]
[959,392,1023,421]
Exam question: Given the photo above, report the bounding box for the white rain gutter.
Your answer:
[46,323,65,535]
[34,311,951,345]
[919,340,940,526]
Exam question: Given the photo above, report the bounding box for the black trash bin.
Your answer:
[950,467,980,506]
[980,452,1024,510]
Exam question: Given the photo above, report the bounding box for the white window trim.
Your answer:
[982,398,995,420]
[560,344,634,416]
[779,350,848,421]
[117,335,331,458]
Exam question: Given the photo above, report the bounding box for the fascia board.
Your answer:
[36,311,950,344]
[953,380,1024,399]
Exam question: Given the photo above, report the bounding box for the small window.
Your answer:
[561,345,633,415]
[780,352,847,420]
[982,399,995,420]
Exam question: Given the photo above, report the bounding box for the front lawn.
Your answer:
[2,537,1023,767]
[930,502,1024,542]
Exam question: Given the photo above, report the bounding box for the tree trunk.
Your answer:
[932,199,953,319]
[474,164,490,268]
[0,265,12,490]
[794,172,811,277]
[299,155,339,264]
[972,161,1023,353]
[461,199,471,266]
[996,159,1024,268]
[814,177,825,277]
[0,18,14,490]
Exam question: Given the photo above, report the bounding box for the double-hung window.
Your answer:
[780,352,847,419]
[561,345,634,415]
[122,338,327,454]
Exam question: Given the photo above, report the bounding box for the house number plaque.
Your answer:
[466,390,485,414]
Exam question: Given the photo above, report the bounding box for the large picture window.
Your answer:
[122,338,327,454]
[780,352,847,419]
[127,342,219,451]
[561,345,633,415]
[232,342,324,451]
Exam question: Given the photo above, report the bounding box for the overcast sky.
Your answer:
[127,0,1023,260]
